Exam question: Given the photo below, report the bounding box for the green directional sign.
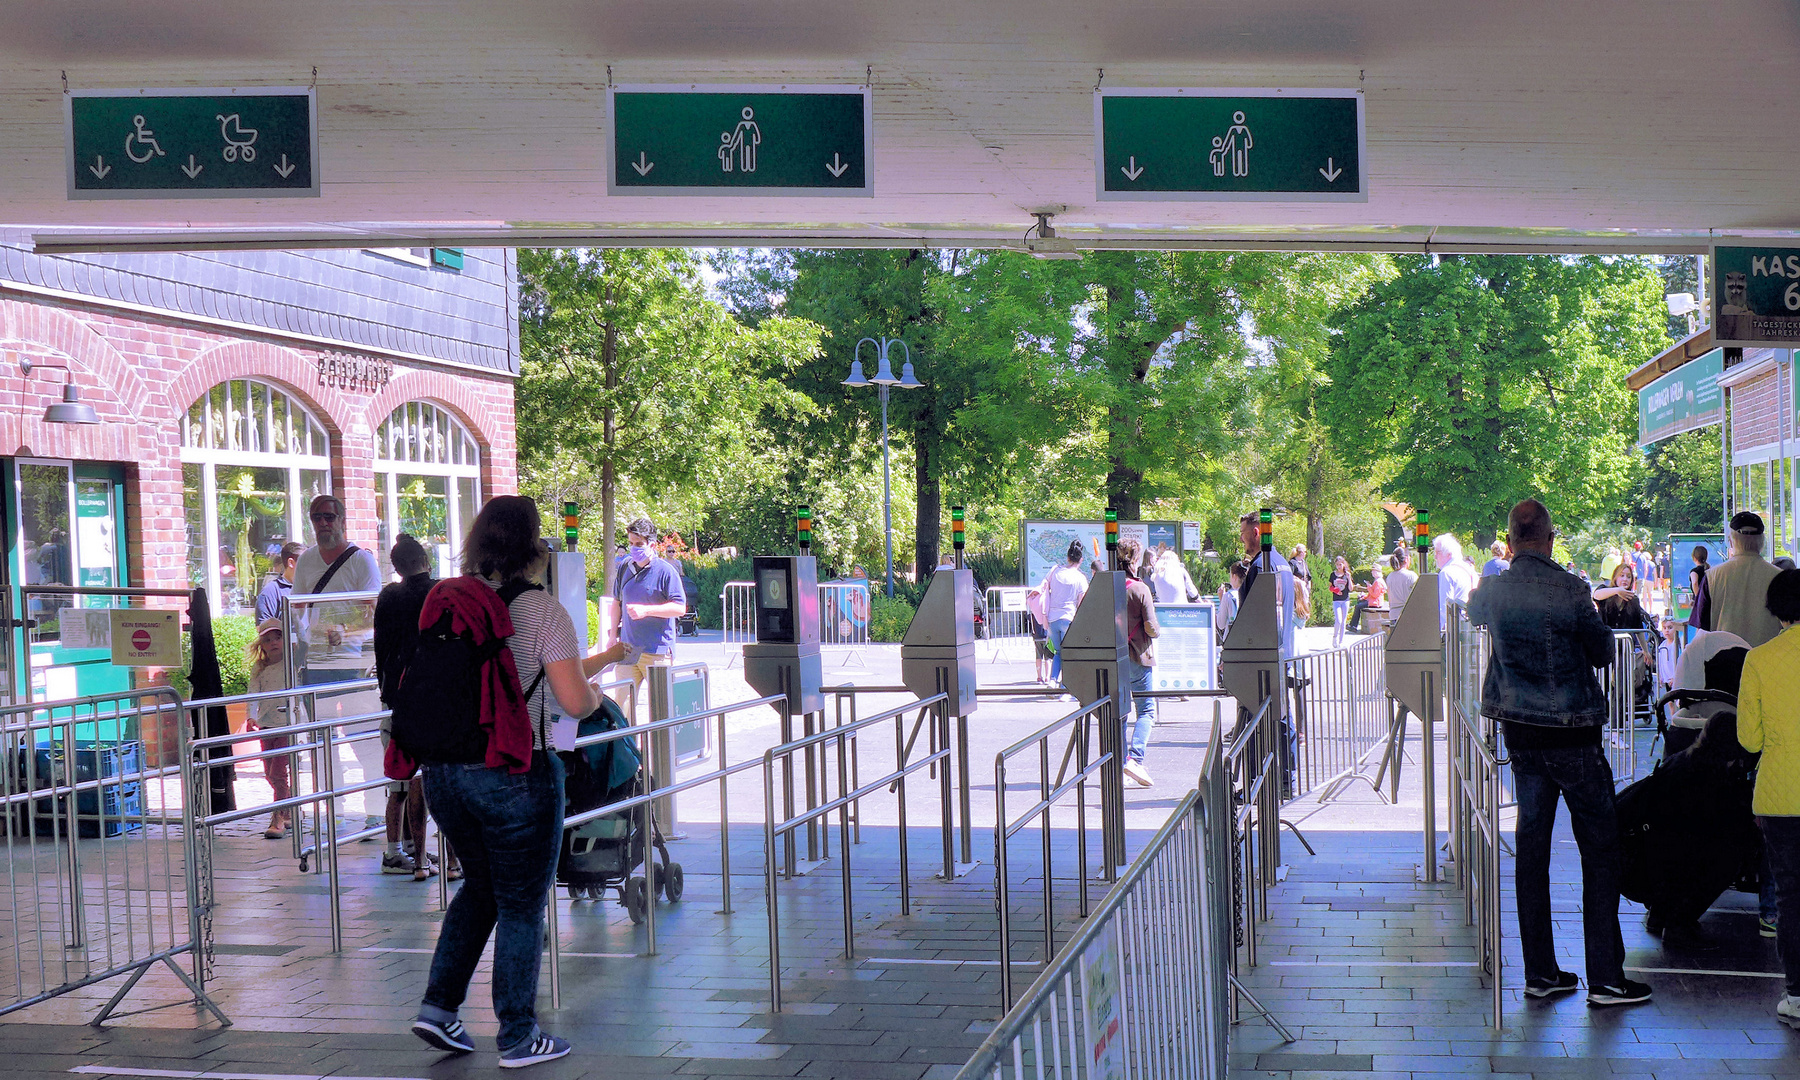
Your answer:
[1096,88,1365,202]
[66,87,318,199]
[608,85,871,196]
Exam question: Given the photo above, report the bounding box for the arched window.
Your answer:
[180,380,332,615]
[373,401,481,578]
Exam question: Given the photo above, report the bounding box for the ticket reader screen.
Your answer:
[752,555,819,644]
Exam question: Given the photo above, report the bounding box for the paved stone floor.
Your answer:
[4,633,1794,1078]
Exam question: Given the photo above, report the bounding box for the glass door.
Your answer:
[11,460,129,703]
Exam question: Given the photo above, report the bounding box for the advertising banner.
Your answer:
[1637,348,1724,447]
[1021,519,1182,586]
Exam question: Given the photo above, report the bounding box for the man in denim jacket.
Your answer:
[1466,499,1652,1008]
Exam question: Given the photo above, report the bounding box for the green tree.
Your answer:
[1321,255,1667,547]
[1625,428,1723,534]
[517,248,820,588]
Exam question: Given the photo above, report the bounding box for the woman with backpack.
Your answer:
[406,496,616,1069]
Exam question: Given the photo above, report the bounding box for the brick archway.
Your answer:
[0,301,152,419]
[165,341,354,438]
[367,370,506,451]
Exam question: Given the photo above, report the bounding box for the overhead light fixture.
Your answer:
[19,358,100,424]
[1023,212,1082,260]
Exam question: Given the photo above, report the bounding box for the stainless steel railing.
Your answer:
[1284,634,1390,803]
[762,691,952,1012]
[1444,601,1507,1029]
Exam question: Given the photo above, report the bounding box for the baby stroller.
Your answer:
[1616,686,1761,938]
[556,697,683,924]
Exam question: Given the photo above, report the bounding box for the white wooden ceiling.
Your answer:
[6,0,1799,253]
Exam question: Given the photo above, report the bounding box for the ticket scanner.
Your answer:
[900,564,979,872]
[1384,570,1443,882]
[743,554,826,874]
[1218,511,1292,883]
[1058,569,1130,872]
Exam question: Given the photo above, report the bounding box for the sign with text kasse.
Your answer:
[1097,88,1365,202]
[67,87,318,199]
[608,85,871,196]
[1712,245,1800,347]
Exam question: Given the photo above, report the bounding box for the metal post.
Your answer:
[1420,668,1438,884]
[764,762,782,1012]
[717,708,734,915]
[996,752,1013,1008]
[837,731,854,960]
[546,881,562,1008]
[321,723,343,953]
[938,699,954,880]
[956,713,973,864]
[881,384,894,598]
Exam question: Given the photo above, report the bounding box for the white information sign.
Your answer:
[61,608,113,650]
[1153,602,1217,691]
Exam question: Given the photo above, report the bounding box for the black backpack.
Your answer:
[390,580,545,765]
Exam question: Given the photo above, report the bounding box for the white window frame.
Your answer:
[180,380,332,616]
[375,401,481,577]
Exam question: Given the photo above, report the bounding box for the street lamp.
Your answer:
[843,337,922,597]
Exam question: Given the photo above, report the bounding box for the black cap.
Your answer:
[1730,510,1765,535]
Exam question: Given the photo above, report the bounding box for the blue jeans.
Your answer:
[1759,816,1800,996]
[1510,743,1624,988]
[419,751,565,1050]
[1125,657,1156,764]
[1048,619,1072,681]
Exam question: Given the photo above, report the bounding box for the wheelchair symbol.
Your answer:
[217,113,258,162]
[124,115,165,164]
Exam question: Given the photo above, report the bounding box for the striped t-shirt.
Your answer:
[482,578,580,749]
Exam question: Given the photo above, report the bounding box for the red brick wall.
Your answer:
[1731,369,1781,453]
[0,294,516,594]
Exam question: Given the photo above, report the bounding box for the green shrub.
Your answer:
[675,555,753,629]
[1307,555,1335,626]
[964,549,1018,591]
[868,595,916,642]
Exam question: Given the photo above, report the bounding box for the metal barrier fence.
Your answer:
[1603,628,1654,782]
[763,691,952,1012]
[543,684,785,1008]
[993,695,1113,1008]
[0,687,228,1025]
[1444,602,1506,1029]
[1284,634,1390,803]
[723,580,872,657]
[958,700,1291,1080]
[722,581,755,647]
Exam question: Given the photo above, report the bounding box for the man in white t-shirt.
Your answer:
[293,494,384,828]
[1434,535,1479,630]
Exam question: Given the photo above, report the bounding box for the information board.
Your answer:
[1153,602,1217,691]
[1637,348,1724,447]
[1020,519,1184,586]
[1097,88,1365,202]
[67,87,318,199]
[1713,245,1800,346]
[608,85,871,196]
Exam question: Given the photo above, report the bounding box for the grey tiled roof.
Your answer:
[0,236,516,376]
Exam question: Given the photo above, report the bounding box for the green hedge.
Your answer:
[868,595,916,642]
[173,613,258,700]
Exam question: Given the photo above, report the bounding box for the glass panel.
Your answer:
[374,472,392,580]
[271,393,288,454]
[184,463,206,592]
[208,384,226,449]
[214,465,289,615]
[310,417,327,458]
[300,469,330,506]
[185,400,204,447]
[235,380,253,452]
[397,474,450,574]
[73,477,116,590]
[248,381,268,454]
[455,475,478,564]
[19,462,73,638]
[374,415,388,461]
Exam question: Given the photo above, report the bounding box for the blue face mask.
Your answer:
[628,544,650,564]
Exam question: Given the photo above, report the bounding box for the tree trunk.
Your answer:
[1305,432,1327,555]
[914,428,939,580]
[1104,462,1143,520]
[600,310,618,595]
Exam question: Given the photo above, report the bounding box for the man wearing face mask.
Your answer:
[611,517,687,708]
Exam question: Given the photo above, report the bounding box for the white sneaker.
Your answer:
[1122,760,1153,788]
[1778,994,1800,1030]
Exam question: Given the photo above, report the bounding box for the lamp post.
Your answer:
[842,337,922,597]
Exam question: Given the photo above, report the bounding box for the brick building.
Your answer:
[0,236,517,699]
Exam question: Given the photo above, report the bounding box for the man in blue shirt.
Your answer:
[611,517,687,708]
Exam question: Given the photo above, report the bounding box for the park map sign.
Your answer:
[66,87,318,199]
[608,85,872,196]
[1096,88,1365,202]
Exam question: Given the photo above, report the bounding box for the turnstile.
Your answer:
[900,566,979,873]
[1385,571,1443,882]
[742,555,826,874]
[1058,570,1129,872]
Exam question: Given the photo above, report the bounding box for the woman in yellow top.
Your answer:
[1738,568,1800,1030]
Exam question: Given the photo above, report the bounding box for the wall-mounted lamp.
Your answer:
[19,359,100,424]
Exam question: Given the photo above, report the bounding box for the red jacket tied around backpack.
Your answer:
[383,576,536,779]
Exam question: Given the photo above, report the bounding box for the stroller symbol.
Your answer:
[124,115,165,164]
[217,113,258,163]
